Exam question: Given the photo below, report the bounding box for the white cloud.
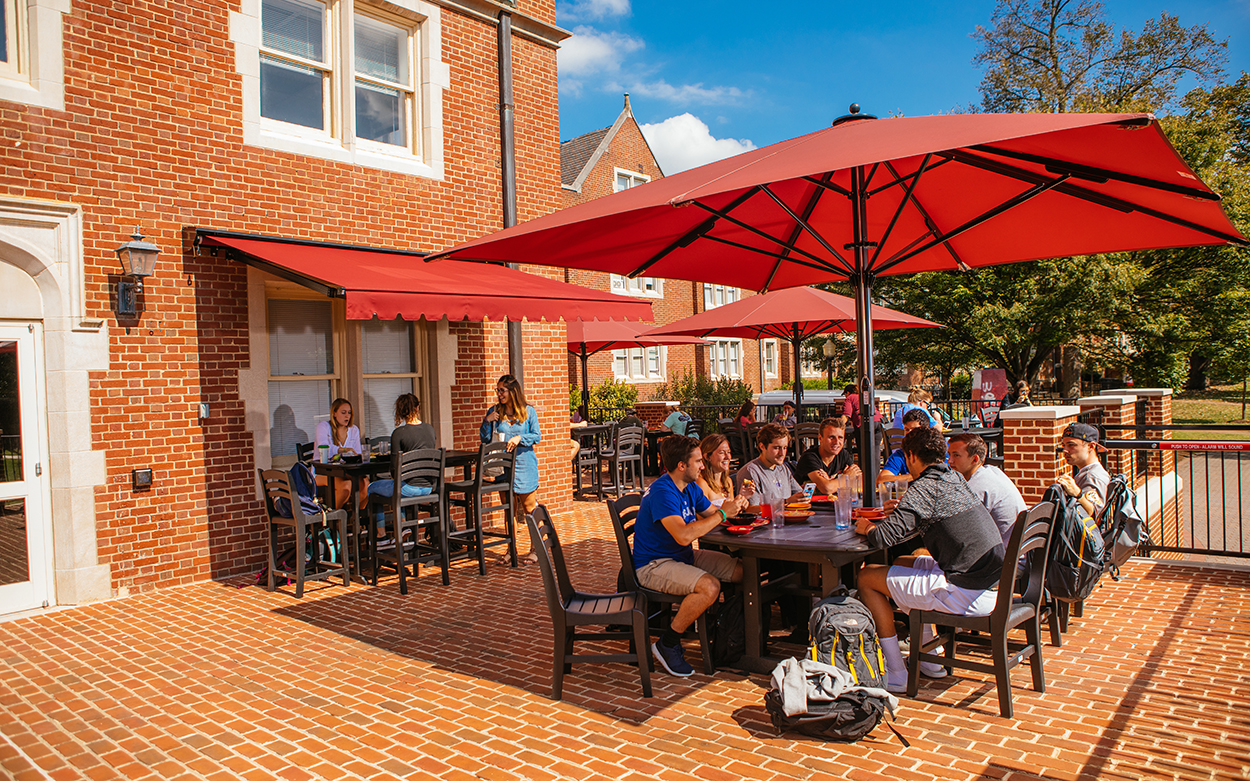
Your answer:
[639,114,756,174]
[557,0,631,22]
[557,26,644,80]
[616,79,748,106]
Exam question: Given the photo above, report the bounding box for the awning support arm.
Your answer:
[758,183,856,276]
[629,187,761,278]
[970,144,1221,201]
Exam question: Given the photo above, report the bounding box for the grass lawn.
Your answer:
[1172,382,1250,440]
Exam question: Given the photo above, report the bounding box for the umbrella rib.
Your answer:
[877,173,1073,273]
[877,159,968,271]
[800,176,851,197]
[943,149,1250,247]
[758,183,855,274]
[868,155,941,268]
[970,144,1221,201]
[700,234,851,276]
[769,171,840,290]
[867,158,955,196]
[627,187,761,278]
[688,200,851,272]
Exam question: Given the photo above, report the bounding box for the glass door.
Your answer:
[0,323,51,616]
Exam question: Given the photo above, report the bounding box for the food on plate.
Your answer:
[725,525,755,536]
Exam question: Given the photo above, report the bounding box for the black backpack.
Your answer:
[807,591,889,689]
[1041,483,1106,602]
[764,687,904,744]
[1098,473,1150,578]
[273,462,324,518]
[710,591,746,668]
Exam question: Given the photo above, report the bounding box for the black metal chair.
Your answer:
[718,418,746,467]
[685,418,705,440]
[793,421,820,458]
[906,500,1057,718]
[573,428,601,500]
[257,468,349,598]
[606,494,715,675]
[599,425,644,498]
[295,441,315,464]
[526,505,652,700]
[445,440,517,574]
[367,447,448,592]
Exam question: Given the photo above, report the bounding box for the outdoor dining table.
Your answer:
[314,458,392,583]
[703,506,899,674]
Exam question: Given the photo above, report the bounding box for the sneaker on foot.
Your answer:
[651,640,693,677]
[375,536,395,550]
[885,675,908,694]
[919,660,949,678]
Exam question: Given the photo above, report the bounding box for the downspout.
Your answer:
[498,10,523,382]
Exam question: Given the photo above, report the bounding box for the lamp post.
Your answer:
[115,228,161,318]
[822,336,836,391]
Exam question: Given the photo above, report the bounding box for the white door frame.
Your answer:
[0,322,53,615]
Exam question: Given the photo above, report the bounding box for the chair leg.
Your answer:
[397,510,409,596]
[696,614,713,675]
[438,504,451,586]
[338,513,350,587]
[1027,619,1046,693]
[633,609,653,698]
[552,625,567,700]
[505,493,518,567]
[472,495,487,577]
[992,628,1014,719]
[267,522,278,592]
[294,518,307,599]
[906,611,922,697]
[1047,597,1062,647]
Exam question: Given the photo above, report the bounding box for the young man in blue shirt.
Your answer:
[634,436,747,676]
[878,408,932,485]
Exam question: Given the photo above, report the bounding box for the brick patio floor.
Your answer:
[2,501,1248,781]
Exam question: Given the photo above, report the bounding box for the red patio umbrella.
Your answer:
[642,286,940,416]
[567,319,709,420]
[429,109,1247,494]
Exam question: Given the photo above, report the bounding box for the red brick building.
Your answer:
[559,96,805,407]
[0,0,590,616]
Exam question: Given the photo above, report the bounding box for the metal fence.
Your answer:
[0,434,19,482]
[1102,424,1250,560]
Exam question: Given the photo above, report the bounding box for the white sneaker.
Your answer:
[919,661,949,678]
[885,676,908,693]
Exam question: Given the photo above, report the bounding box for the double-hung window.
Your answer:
[0,0,21,79]
[0,0,67,110]
[267,298,339,457]
[703,284,738,310]
[709,339,741,379]
[354,14,415,149]
[610,275,663,298]
[260,0,331,134]
[612,346,665,382]
[360,319,423,439]
[762,340,778,378]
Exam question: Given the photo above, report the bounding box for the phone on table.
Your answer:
[802,483,816,501]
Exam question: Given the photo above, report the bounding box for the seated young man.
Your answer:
[634,436,747,677]
[735,422,806,512]
[1056,422,1110,518]
[947,432,1025,548]
[877,407,932,485]
[796,417,861,496]
[854,427,1006,692]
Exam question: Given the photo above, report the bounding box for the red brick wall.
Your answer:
[1003,412,1079,505]
[0,2,563,592]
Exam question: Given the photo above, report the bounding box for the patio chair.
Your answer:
[599,425,644,498]
[295,441,314,464]
[718,418,746,466]
[445,440,517,574]
[257,468,349,598]
[573,429,601,499]
[906,500,1057,719]
[526,505,652,700]
[885,427,905,452]
[793,421,820,457]
[685,418,705,440]
[367,447,448,592]
[606,494,715,675]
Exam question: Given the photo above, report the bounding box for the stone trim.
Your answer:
[998,405,1081,420]
[1100,387,1172,397]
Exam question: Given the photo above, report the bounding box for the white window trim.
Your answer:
[709,339,742,380]
[762,339,778,378]
[611,345,666,383]
[703,283,738,310]
[613,167,650,191]
[0,0,68,111]
[230,0,451,180]
[609,273,663,299]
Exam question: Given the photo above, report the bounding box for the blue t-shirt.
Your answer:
[891,403,940,431]
[883,448,909,476]
[632,473,711,569]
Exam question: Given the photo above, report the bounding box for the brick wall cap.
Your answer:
[999,405,1081,420]
[634,400,679,409]
[1078,395,1137,406]
[1100,387,1172,397]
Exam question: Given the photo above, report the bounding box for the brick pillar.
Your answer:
[1000,405,1081,506]
[634,401,677,430]
[1078,394,1136,479]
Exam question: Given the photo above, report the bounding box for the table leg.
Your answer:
[742,555,763,659]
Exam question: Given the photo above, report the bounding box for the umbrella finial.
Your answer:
[832,104,877,126]
[849,103,860,115]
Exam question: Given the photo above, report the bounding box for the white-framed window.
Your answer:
[614,167,649,192]
[610,274,663,298]
[267,297,340,457]
[360,318,424,439]
[0,0,68,110]
[763,339,778,378]
[232,0,451,179]
[703,283,738,310]
[801,358,821,377]
[709,339,742,379]
[612,346,665,382]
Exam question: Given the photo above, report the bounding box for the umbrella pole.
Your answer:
[791,331,804,421]
[850,165,880,505]
[579,344,591,422]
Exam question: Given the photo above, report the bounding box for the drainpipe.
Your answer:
[498,10,523,383]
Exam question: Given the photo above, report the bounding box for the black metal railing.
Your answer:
[0,434,20,482]
[1101,424,1250,560]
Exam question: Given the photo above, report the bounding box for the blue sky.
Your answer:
[554,0,1250,173]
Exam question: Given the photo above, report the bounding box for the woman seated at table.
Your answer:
[365,393,436,544]
[695,433,755,508]
[314,398,362,508]
[890,388,943,431]
[736,400,756,428]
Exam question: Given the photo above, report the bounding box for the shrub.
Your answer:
[571,377,638,416]
[651,367,754,408]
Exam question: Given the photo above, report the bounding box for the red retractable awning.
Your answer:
[197,231,653,323]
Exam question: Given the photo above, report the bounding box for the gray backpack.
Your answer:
[1099,473,1151,578]
[807,591,889,689]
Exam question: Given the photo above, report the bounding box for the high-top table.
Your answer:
[314,458,391,583]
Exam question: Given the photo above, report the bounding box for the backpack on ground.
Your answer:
[1041,483,1106,602]
[710,591,746,668]
[247,463,337,587]
[807,589,888,689]
[1098,473,1151,578]
[765,657,905,745]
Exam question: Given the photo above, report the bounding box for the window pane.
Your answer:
[355,81,405,145]
[355,15,407,85]
[0,499,27,586]
[616,174,630,191]
[361,319,413,374]
[0,2,8,64]
[613,350,627,377]
[261,56,325,129]
[0,342,20,483]
[268,299,333,375]
[362,377,412,439]
[262,0,324,62]
[631,351,643,378]
[647,347,660,375]
[269,379,332,457]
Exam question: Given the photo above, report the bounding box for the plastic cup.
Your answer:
[769,498,785,528]
[834,504,851,531]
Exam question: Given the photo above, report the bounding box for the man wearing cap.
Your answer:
[1056,422,1110,518]
[773,400,797,428]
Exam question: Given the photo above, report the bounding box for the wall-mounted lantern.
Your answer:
[115,228,161,318]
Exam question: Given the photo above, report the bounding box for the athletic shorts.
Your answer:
[886,555,998,616]
[635,549,738,595]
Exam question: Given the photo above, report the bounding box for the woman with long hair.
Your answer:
[695,434,754,509]
[364,393,437,545]
[314,398,361,507]
[480,375,543,558]
[736,399,756,428]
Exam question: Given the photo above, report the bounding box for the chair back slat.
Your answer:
[295,442,314,465]
[996,500,1057,616]
[527,505,575,607]
[395,447,445,486]
[258,468,295,516]
[685,419,704,440]
[606,495,643,592]
[615,426,644,454]
[794,421,820,454]
[478,440,516,487]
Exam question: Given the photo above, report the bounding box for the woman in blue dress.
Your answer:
[480,375,542,553]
